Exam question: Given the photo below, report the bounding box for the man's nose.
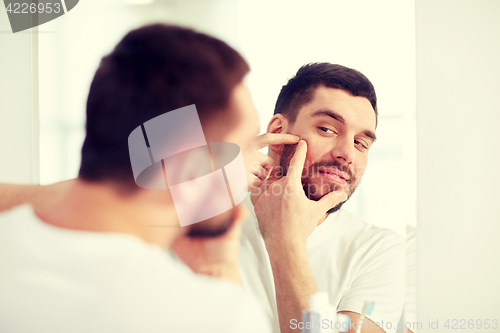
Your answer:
[330,137,355,165]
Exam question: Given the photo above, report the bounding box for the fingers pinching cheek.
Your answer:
[250,177,262,190]
[251,165,265,179]
[249,161,261,174]
[288,140,307,182]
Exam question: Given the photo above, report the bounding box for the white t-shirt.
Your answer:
[239,195,405,333]
[0,205,271,333]
[403,225,417,331]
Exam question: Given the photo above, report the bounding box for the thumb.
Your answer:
[317,189,348,212]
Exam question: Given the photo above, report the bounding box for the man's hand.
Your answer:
[171,205,248,283]
[252,140,348,333]
[247,133,299,190]
[254,140,348,249]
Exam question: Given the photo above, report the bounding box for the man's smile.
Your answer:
[316,167,349,185]
[317,169,348,185]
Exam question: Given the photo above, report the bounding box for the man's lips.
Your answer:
[317,168,349,185]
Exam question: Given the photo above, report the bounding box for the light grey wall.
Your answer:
[0,10,38,184]
[416,0,500,330]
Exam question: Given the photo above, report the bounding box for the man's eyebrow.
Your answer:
[312,109,377,142]
[363,130,377,142]
[312,109,345,124]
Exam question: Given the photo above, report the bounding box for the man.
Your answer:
[0,24,276,333]
[240,63,406,333]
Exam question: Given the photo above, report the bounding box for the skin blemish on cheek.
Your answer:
[285,133,312,164]
[286,132,306,146]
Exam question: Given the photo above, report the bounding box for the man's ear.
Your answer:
[267,114,289,155]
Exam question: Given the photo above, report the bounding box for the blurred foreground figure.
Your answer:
[0,24,270,333]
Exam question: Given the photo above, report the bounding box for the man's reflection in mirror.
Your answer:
[240,63,406,333]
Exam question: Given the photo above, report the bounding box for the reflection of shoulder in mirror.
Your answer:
[307,208,406,333]
[309,208,405,251]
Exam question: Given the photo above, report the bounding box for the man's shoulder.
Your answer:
[311,208,405,258]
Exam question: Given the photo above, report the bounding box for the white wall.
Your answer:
[0,10,38,184]
[416,0,500,331]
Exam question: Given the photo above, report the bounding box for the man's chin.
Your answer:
[326,201,346,214]
[302,180,344,201]
[186,210,234,238]
[301,180,351,214]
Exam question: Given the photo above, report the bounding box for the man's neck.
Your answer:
[35,179,183,248]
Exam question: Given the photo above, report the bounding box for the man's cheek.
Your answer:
[302,157,316,178]
[302,139,323,164]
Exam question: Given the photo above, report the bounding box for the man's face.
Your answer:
[187,82,259,237]
[279,86,377,212]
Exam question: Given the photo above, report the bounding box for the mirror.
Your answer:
[37,0,417,331]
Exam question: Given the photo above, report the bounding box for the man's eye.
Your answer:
[319,127,334,134]
[354,140,367,149]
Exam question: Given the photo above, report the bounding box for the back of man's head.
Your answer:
[274,63,377,124]
[79,24,249,192]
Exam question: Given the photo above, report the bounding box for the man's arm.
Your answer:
[0,184,40,211]
[266,240,317,333]
[266,235,390,333]
[0,180,73,212]
[254,141,348,333]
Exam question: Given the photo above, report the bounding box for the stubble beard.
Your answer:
[279,143,359,214]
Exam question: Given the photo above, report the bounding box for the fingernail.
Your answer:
[299,140,306,145]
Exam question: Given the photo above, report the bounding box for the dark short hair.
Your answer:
[274,63,377,124]
[79,24,249,192]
